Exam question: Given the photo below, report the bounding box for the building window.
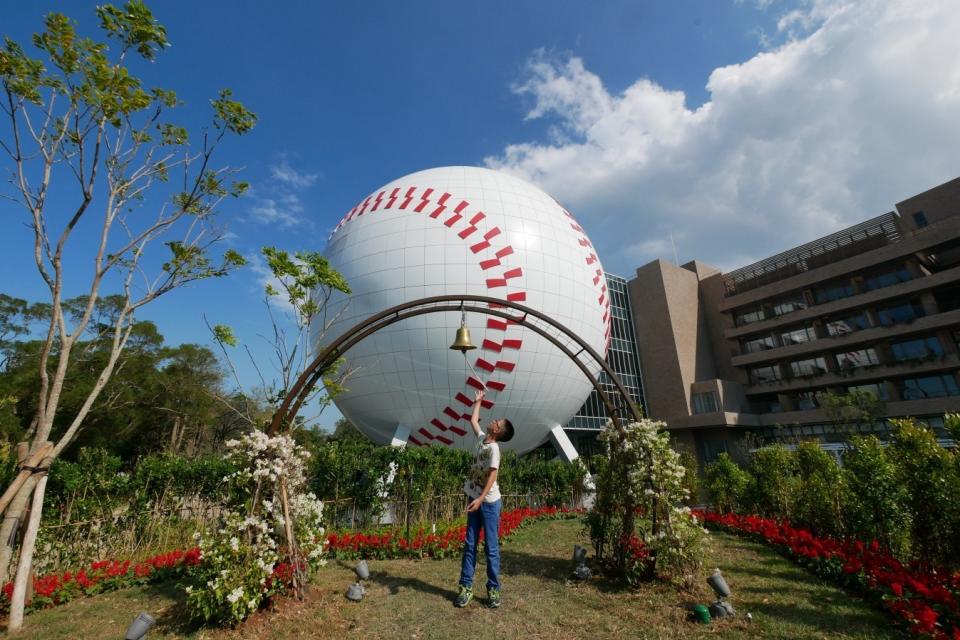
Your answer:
[780,325,817,346]
[691,391,718,414]
[742,335,777,353]
[702,438,728,464]
[876,299,925,327]
[735,306,766,327]
[901,375,960,399]
[913,211,928,228]
[836,347,880,370]
[749,364,782,384]
[864,267,912,291]
[848,383,890,401]
[796,391,822,410]
[891,336,944,362]
[771,294,807,317]
[814,281,855,304]
[825,312,870,336]
[789,356,828,378]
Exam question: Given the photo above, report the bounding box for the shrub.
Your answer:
[792,441,846,536]
[887,418,960,566]
[842,435,910,556]
[703,453,750,514]
[589,419,709,583]
[745,444,798,519]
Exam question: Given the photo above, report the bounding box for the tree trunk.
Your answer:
[7,471,48,633]
[0,477,36,584]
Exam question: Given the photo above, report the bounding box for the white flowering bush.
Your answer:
[587,418,709,583]
[186,432,327,625]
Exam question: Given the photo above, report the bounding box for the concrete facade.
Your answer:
[629,176,960,468]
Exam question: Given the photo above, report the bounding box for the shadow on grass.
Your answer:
[747,600,893,636]
[365,568,459,602]
[144,580,204,636]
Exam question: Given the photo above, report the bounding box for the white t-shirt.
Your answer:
[464,431,501,503]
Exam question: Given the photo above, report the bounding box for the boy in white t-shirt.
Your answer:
[454,389,514,609]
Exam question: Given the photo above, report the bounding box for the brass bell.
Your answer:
[450,302,477,352]
[450,325,476,352]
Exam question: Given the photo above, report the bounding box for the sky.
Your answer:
[2,0,960,430]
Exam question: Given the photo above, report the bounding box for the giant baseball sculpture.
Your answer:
[315,166,611,454]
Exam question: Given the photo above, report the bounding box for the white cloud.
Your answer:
[248,157,320,228]
[249,193,305,228]
[270,158,319,188]
[486,0,960,276]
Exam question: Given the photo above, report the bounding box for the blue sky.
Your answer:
[3,0,960,430]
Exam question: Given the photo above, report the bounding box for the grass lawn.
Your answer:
[17,519,899,639]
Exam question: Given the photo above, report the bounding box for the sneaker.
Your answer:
[487,587,501,609]
[454,585,473,608]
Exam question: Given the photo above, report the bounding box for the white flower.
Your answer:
[227,587,244,604]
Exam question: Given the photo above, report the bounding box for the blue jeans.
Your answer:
[458,498,501,591]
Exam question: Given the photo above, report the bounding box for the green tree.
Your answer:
[820,389,885,434]
[703,453,750,514]
[842,435,909,555]
[745,444,798,518]
[0,3,255,629]
[887,418,960,565]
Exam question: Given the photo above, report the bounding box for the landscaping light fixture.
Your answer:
[706,568,735,618]
[571,544,591,580]
[346,559,370,602]
[124,611,156,640]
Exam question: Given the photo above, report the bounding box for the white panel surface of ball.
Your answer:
[315,166,610,454]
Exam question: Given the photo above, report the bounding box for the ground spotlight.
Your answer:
[571,544,591,580]
[706,568,735,618]
[124,611,156,640]
[346,559,370,601]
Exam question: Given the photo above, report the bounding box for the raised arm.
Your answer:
[469,389,484,437]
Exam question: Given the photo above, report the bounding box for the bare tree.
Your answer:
[0,2,255,630]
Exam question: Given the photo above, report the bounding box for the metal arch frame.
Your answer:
[267,294,642,437]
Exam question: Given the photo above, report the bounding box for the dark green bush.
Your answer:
[842,435,909,555]
[703,453,749,514]
[744,444,798,518]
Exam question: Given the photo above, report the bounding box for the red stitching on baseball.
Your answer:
[495,246,514,259]
[479,258,500,270]
[435,435,453,445]
[486,278,507,288]
[429,192,451,219]
[399,186,417,209]
[495,361,516,372]
[470,240,491,253]
[455,392,473,407]
[385,187,400,209]
[506,292,526,302]
[466,377,485,391]
[475,358,496,373]
[357,196,372,216]
[371,190,385,211]
[449,426,467,437]
[443,406,461,421]
[430,418,449,431]
[481,339,502,352]
[414,188,434,212]
[503,267,522,280]
[486,319,508,331]
[409,436,424,447]
[486,380,506,392]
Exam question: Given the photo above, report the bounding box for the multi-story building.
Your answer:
[628,176,960,467]
[563,273,646,457]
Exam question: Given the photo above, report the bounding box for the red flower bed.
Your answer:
[695,510,960,639]
[0,547,202,614]
[326,506,580,560]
